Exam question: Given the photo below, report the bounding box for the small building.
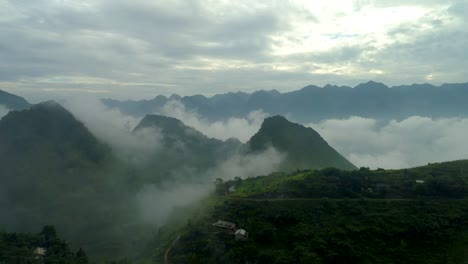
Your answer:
[415,180,425,184]
[228,186,237,193]
[34,247,46,259]
[212,220,236,230]
[234,229,248,240]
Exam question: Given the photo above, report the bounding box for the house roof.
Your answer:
[235,229,247,236]
[212,220,236,229]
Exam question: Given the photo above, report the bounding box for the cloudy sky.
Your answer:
[1,0,467,100]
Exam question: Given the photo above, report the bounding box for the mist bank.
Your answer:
[309,116,468,169]
[66,98,468,171]
[0,105,9,119]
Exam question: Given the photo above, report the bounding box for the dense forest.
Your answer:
[0,226,88,264]
[153,161,468,264]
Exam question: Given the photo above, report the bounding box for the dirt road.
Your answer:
[164,235,180,264]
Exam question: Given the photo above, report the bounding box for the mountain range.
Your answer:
[102,81,468,122]
[0,98,353,259]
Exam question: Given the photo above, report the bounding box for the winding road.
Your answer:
[164,235,180,264]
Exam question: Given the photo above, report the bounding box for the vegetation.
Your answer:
[222,160,468,199]
[247,115,356,170]
[0,226,88,264]
[0,102,156,260]
[2,99,468,263]
[161,161,468,264]
[168,199,468,264]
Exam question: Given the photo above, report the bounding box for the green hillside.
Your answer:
[247,115,356,171]
[156,161,468,264]
[0,101,148,260]
[0,226,89,264]
[224,160,468,199]
[133,114,242,181]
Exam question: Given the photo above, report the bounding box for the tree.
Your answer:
[214,178,225,195]
[75,248,88,264]
[40,225,57,247]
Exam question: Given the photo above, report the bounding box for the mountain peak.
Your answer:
[247,115,356,170]
[354,81,388,90]
[0,100,107,164]
[134,114,208,142]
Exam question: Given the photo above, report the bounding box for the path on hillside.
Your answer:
[164,235,180,264]
[226,197,445,202]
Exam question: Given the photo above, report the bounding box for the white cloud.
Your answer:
[206,146,285,180]
[136,146,285,225]
[308,116,468,169]
[158,100,267,142]
[62,98,162,164]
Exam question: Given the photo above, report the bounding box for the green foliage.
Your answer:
[164,160,468,263]
[226,160,468,199]
[247,115,356,170]
[169,199,468,264]
[0,226,89,264]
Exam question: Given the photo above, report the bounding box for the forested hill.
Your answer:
[0,226,89,264]
[0,101,144,260]
[102,81,468,122]
[160,160,468,264]
[223,160,468,199]
[247,115,356,171]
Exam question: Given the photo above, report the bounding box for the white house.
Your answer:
[235,229,248,240]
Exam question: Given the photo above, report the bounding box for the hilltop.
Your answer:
[247,115,356,170]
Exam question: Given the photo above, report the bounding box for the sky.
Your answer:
[1,0,467,100]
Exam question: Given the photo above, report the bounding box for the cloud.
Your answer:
[206,146,285,180]
[59,97,286,227]
[136,182,211,224]
[308,116,468,169]
[62,98,162,163]
[158,100,267,142]
[135,146,285,225]
[0,105,9,119]
[1,0,466,99]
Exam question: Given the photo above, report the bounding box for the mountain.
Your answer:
[102,81,468,122]
[133,114,242,179]
[0,101,142,259]
[0,89,31,111]
[247,115,356,170]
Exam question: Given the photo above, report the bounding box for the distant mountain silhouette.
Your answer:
[0,89,30,111]
[102,81,468,122]
[247,115,356,170]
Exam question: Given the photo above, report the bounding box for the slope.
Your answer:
[246,115,356,170]
[158,161,468,264]
[0,89,30,111]
[133,114,242,180]
[0,101,142,259]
